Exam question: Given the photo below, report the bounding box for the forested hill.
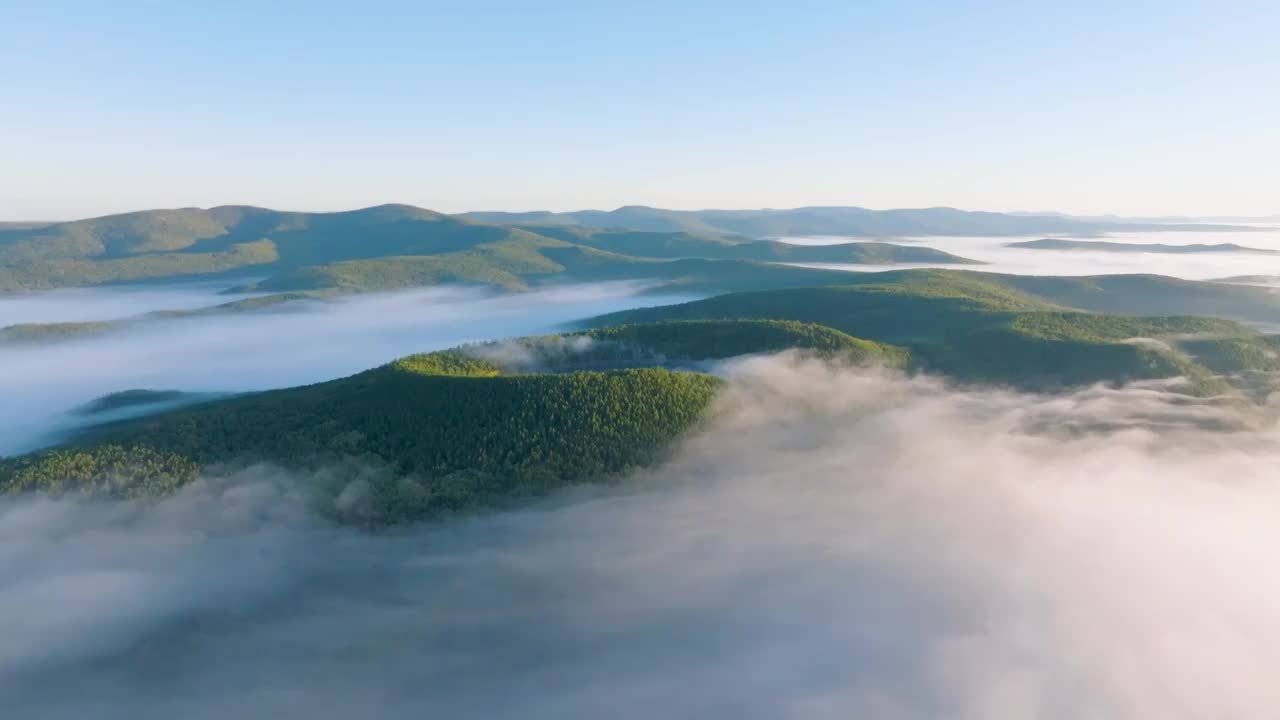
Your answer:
[0,319,903,521]
[0,204,975,293]
[0,360,720,522]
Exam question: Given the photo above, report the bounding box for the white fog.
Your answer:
[4,356,1280,718]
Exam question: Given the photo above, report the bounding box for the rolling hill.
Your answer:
[0,204,976,293]
[974,272,1280,325]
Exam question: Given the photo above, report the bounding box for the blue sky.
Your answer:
[3,0,1277,219]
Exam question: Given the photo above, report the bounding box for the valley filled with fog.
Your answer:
[6,355,1280,718]
[4,228,1280,718]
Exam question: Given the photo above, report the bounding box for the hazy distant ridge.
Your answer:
[463,205,1258,237]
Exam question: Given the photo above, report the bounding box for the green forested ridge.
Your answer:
[1176,335,1280,375]
[235,254,902,295]
[517,225,978,263]
[576,320,908,368]
[0,204,977,293]
[588,270,1277,394]
[594,269,1280,328]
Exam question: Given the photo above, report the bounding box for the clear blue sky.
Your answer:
[3,0,1277,219]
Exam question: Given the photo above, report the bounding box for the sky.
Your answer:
[3,0,1278,220]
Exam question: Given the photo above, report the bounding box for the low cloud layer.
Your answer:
[4,354,1280,718]
[0,281,247,327]
[0,281,693,455]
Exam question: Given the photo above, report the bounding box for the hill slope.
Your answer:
[974,272,1280,325]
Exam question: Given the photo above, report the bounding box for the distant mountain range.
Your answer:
[0,203,1262,294]
[463,205,1258,237]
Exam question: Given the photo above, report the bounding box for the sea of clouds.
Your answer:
[4,354,1280,718]
[5,235,1280,717]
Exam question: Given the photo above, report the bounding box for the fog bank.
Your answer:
[4,355,1280,718]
